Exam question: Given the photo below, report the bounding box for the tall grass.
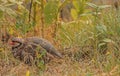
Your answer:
[1,1,120,76]
[57,5,120,75]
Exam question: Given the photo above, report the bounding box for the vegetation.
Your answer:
[0,0,120,76]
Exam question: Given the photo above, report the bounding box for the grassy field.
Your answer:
[0,0,120,76]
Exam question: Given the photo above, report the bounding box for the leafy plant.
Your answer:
[71,0,89,20]
[44,1,59,24]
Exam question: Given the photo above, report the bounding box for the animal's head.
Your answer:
[9,37,24,48]
[0,31,25,48]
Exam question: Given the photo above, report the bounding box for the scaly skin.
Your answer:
[1,33,62,65]
[11,37,62,58]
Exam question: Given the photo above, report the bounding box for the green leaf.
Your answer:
[35,0,41,5]
[44,1,58,24]
[72,0,87,15]
[72,1,79,11]
[71,8,78,20]
[99,5,111,9]
[96,24,107,33]
[103,38,114,43]
[98,42,106,48]
[86,2,98,8]
[0,10,3,18]
[87,2,111,10]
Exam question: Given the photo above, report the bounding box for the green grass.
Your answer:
[1,2,120,76]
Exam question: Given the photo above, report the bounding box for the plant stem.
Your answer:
[29,0,33,22]
[41,0,44,38]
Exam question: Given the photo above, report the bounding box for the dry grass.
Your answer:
[0,42,120,76]
[1,1,120,76]
[1,55,119,76]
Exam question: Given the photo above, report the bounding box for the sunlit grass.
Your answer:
[0,1,120,76]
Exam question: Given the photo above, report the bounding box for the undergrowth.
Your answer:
[0,1,120,76]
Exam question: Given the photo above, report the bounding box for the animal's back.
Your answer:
[25,37,62,58]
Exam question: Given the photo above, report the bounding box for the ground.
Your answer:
[0,55,119,76]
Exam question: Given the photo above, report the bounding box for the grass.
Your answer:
[1,3,120,76]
